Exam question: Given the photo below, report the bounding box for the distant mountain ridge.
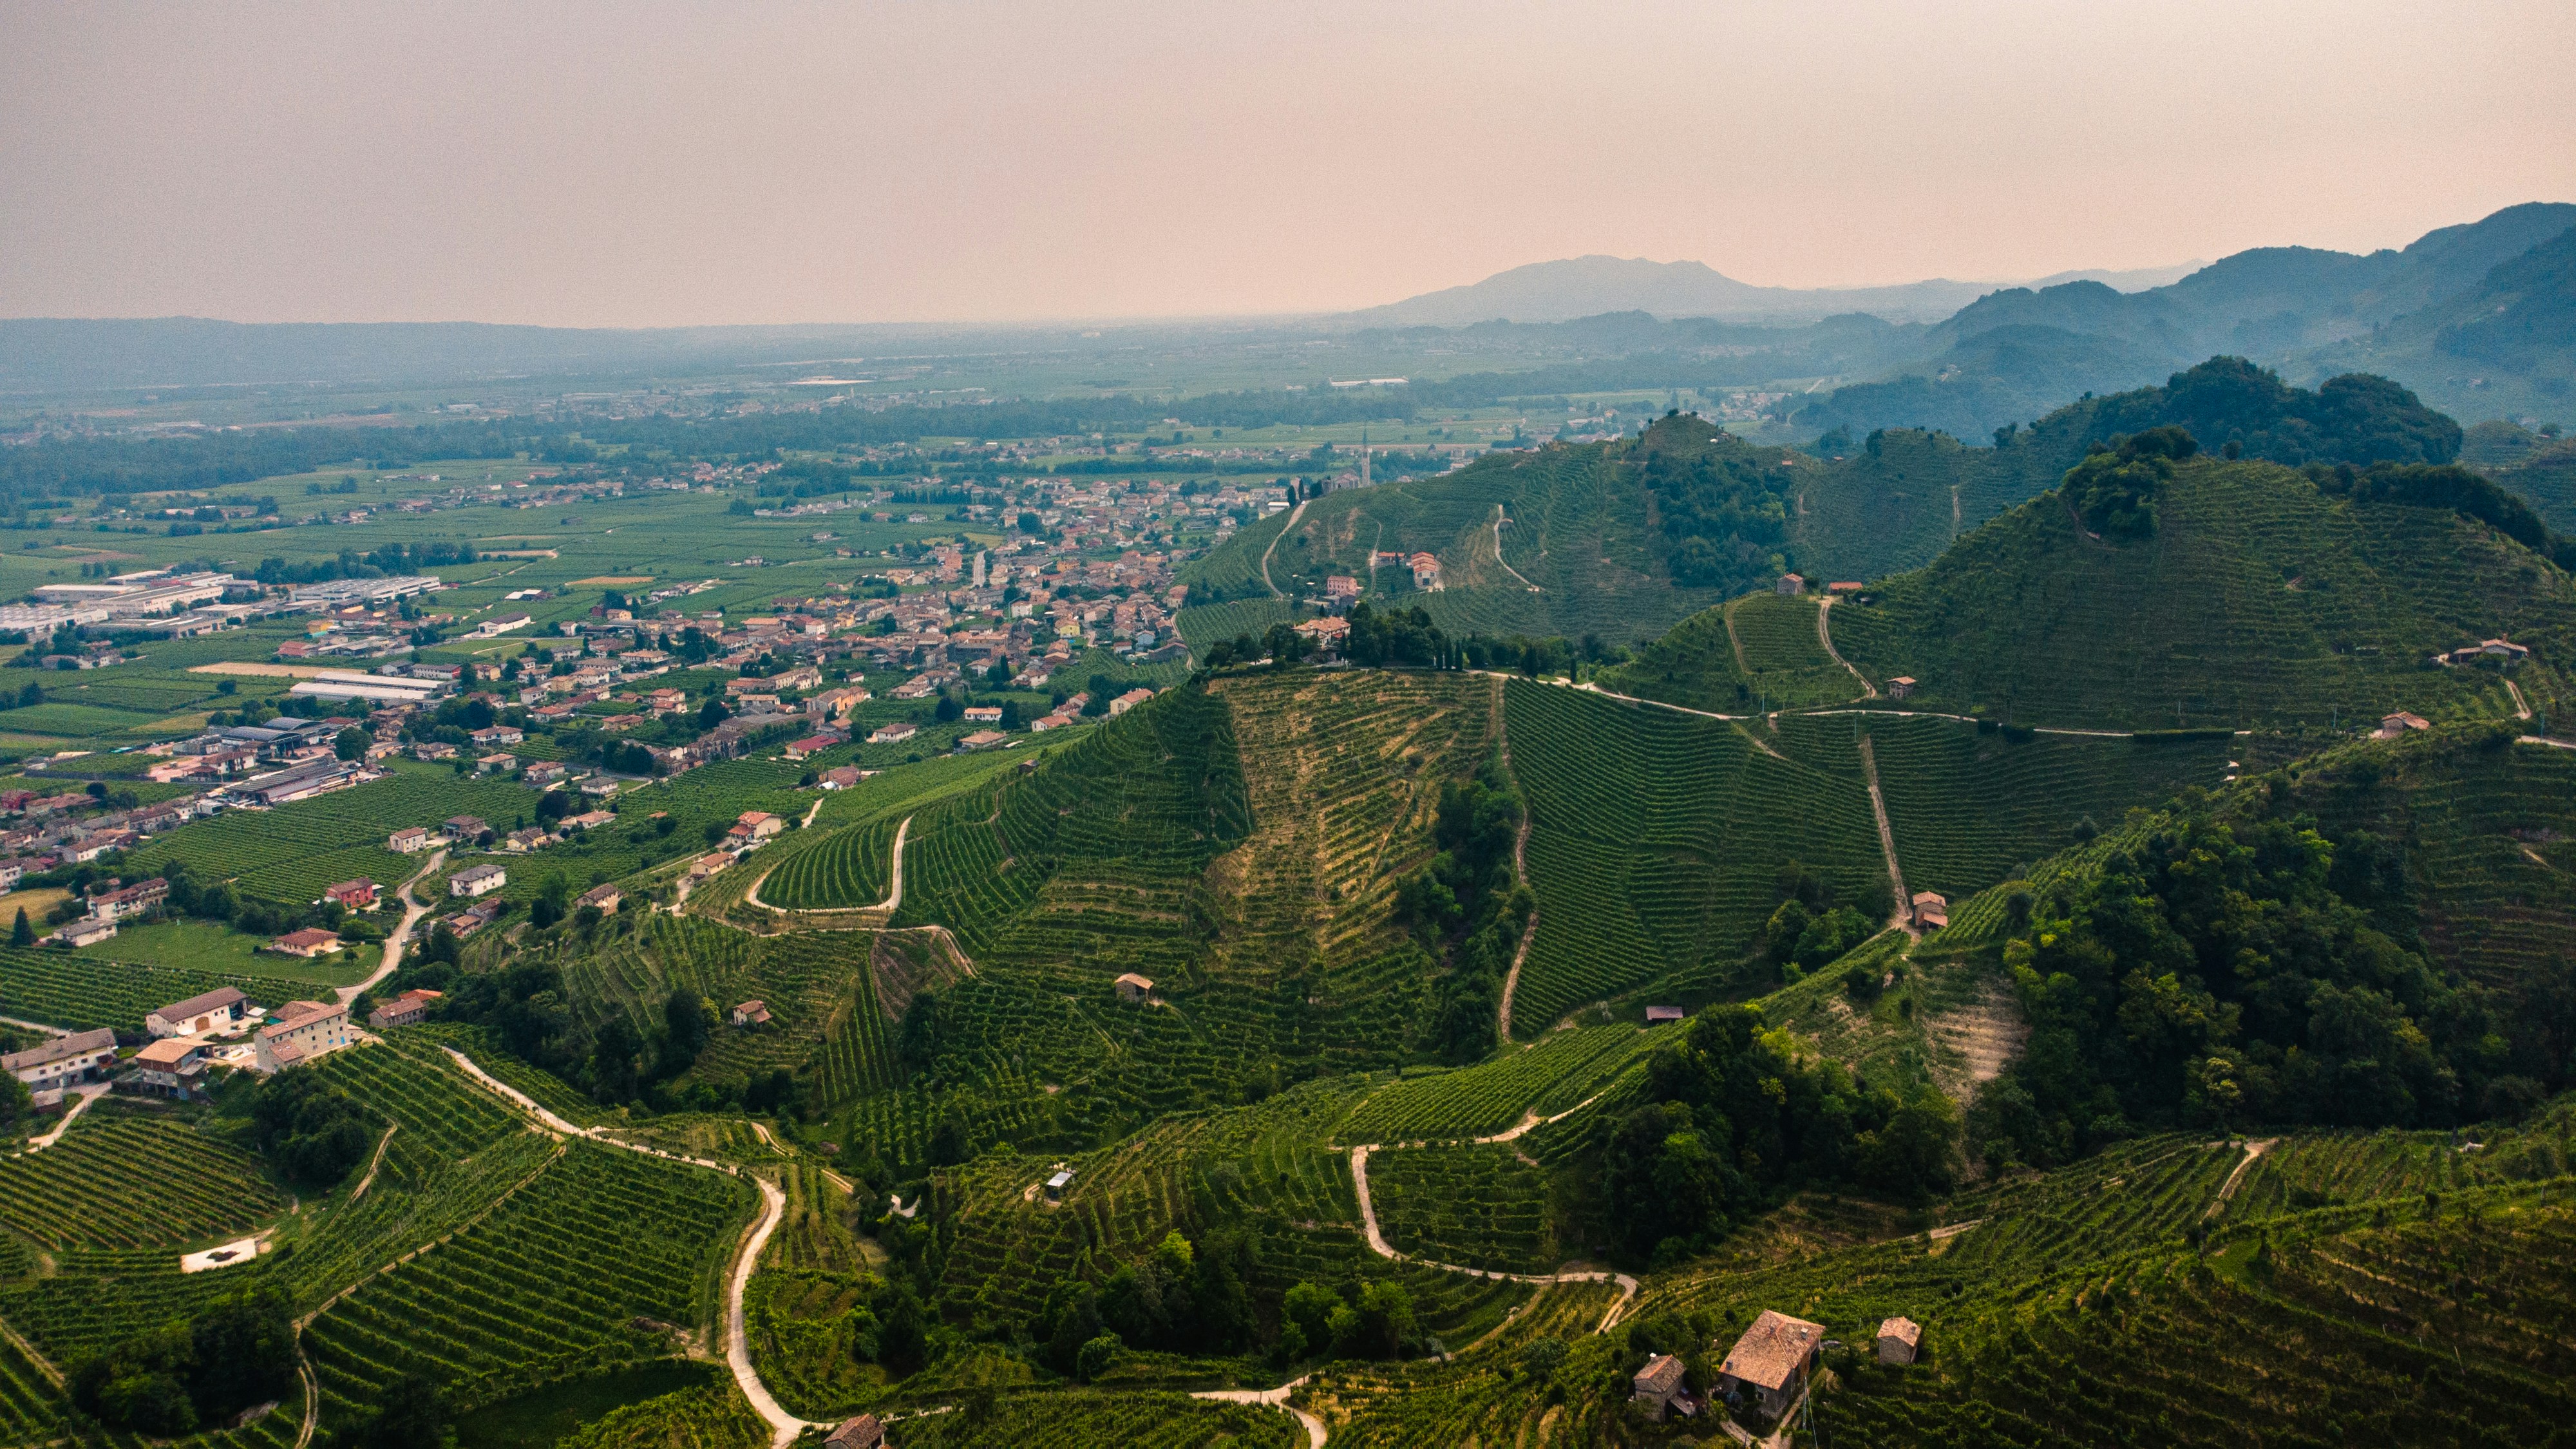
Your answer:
[1343,254,2202,328]
[1792,202,2576,439]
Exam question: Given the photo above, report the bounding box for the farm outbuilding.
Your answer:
[1114,973,1154,1003]
[1909,892,1949,931]
[822,1414,884,1449]
[1632,1352,1696,1420]
[1045,1169,1075,1201]
[732,1000,772,1028]
[1877,1316,1922,1364]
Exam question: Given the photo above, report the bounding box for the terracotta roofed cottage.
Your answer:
[1718,1309,1825,1419]
[1909,891,1949,931]
[1114,972,1153,1003]
[732,999,772,1027]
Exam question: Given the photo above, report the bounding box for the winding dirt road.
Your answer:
[1345,1090,1636,1336]
[339,849,447,1009]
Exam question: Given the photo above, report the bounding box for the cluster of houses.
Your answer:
[685,810,788,886]
[0,782,218,889]
[1629,1309,1924,1425]
[1,980,368,1112]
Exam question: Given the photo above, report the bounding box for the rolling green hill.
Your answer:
[1824,453,2576,730]
[1181,420,1768,644]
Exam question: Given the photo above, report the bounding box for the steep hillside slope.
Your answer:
[1827,453,2576,729]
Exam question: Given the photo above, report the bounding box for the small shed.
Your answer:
[1888,676,1917,700]
[1644,1005,1685,1025]
[822,1414,884,1449]
[731,999,772,1028]
[1631,1352,1693,1421]
[1876,1316,1922,1365]
[1775,573,1806,596]
[1114,972,1153,1004]
[1044,1169,1075,1202]
[1909,891,1949,931]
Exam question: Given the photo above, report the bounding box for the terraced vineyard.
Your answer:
[1335,1025,1642,1143]
[303,1140,753,1421]
[2265,730,2576,987]
[0,1115,287,1249]
[1819,1195,2576,1446]
[1502,680,1882,1030]
[1200,668,1497,1005]
[1173,596,1305,650]
[1366,1143,1555,1273]
[759,813,898,909]
[1828,459,2576,729]
[1850,714,2233,900]
[0,943,322,1030]
[888,1390,1302,1448]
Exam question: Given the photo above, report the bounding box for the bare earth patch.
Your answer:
[1924,978,2029,1103]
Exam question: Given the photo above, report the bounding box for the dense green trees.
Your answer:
[245,1072,376,1188]
[1032,1229,1258,1369]
[1396,764,1531,1063]
[1598,1005,1958,1262]
[1968,800,2532,1168]
[1637,419,1797,588]
[2090,357,2461,468]
[67,1286,295,1435]
[2061,426,2197,539]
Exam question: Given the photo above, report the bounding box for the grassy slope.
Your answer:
[1829,455,2576,729]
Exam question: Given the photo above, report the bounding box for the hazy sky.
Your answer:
[5,1,2571,327]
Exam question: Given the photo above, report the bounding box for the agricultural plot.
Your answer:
[0,1331,59,1446]
[390,1026,620,1129]
[0,1115,287,1249]
[1819,1199,2576,1446]
[1365,1143,1557,1273]
[303,1140,753,1423]
[2268,731,2576,988]
[1335,1025,1643,1143]
[1200,669,1497,998]
[0,942,327,1031]
[1502,680,1882,1031]
[554,1376,770,1449]
[1850,714,2233,900]
[759,814,897,909]
[922,1079,1373,1330]
[1173,596,1305,650]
